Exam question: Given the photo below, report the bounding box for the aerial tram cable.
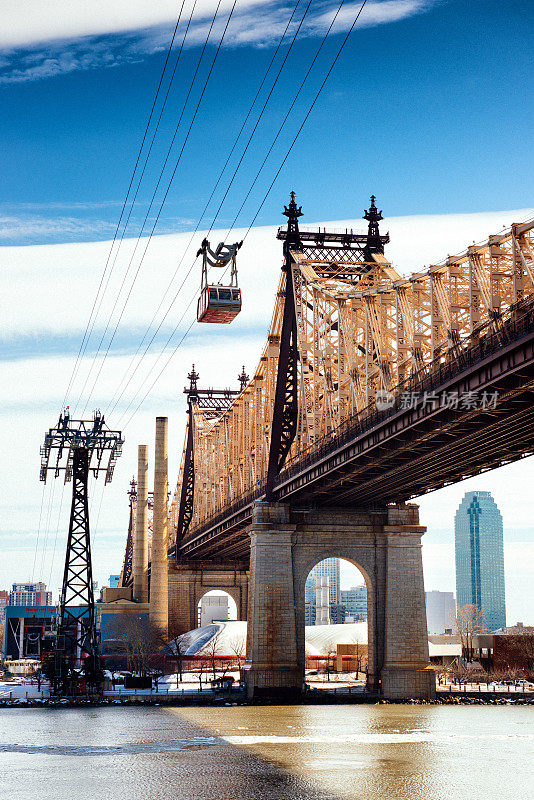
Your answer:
[74,0,224,416]
[40,5,191,556]
[30,482,47,582]
[104,0,309,413]
[43,0,223,555]
[221,0,356,245]
[75,0,199,384]
[73,0,204,416]
[116,0,370,427]
[242,0,370,239]
[61,5,188,408]
[77,0,238,418]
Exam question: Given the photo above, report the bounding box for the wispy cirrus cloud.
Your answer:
[0,214,117,242]
[0,209,195,244]
[0,0,435,84]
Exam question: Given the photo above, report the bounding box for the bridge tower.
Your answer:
[243,194,435,700]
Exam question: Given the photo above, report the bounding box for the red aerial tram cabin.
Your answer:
[197,285,242,324]
[196,238,242,324]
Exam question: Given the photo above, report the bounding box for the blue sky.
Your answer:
[0,0,532,244]
[0,0,533,623]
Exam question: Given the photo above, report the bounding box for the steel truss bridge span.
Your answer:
[120,199,534,570]
[179,295,534,561]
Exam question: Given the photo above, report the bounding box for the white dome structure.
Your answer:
[165,620,367,657]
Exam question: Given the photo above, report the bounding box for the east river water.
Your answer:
[1,704,533,800]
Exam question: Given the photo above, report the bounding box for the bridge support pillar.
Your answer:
[244,500,435,701]
[168,564,249,638]
[244,502,301,699]
[380,508,435,700]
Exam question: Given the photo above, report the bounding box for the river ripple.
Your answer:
[0,704,532,800]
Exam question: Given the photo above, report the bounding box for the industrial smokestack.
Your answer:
[150,417,169,636]
[133,444,149,603]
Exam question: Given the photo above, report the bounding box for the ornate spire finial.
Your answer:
[283,190,303,221]
[363,194,385,258]
[128,476,137,501]
[282,190,303,253]
[187,364,199,395]
[238,365,249,391]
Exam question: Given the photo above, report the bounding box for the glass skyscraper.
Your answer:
[454,490,506,632]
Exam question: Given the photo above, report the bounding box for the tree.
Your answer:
[454,604,488,663]
[196,658,209,692]
[204,632,222,680]
[320,639,337,681]
[167,634,188,684]
[228,635,245,670]
[106,613,166,677]
[347,632,364,677]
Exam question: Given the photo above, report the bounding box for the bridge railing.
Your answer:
[180,295,534,547]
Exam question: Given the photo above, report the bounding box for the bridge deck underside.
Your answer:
[179,320,534,563]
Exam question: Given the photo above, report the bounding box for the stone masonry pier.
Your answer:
[243,501,435,701]
[168,564,249,638]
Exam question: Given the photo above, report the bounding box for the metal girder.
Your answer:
[54,448,98,687]
[175,406,195,552]
[167,200,534,559]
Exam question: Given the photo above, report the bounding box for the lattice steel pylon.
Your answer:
[40,409,123,694]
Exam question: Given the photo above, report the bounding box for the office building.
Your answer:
[9,582,52,608]
[341,585,367,622]
[199,594,229,627]
[0,590,8,622]
[315,576,331,625]
[455,490,506,632]
[425,590,456,634]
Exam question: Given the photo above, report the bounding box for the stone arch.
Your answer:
[292,536,380,691]
[245,501,434,700]
[196,588,239,627]
[168,564,249,637]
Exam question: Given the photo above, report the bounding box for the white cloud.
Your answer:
[2,206,532,340]
[0,0,436,82]
[0,213,117,242]
[0,209,194,243]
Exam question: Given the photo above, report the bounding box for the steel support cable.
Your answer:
[31,482,48,582]
[74,0,198,397]
[117,0,369,427]
[62,6,187,408]
[224,0,364,246]
[104,0,309,415]
[77,0,237,417]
